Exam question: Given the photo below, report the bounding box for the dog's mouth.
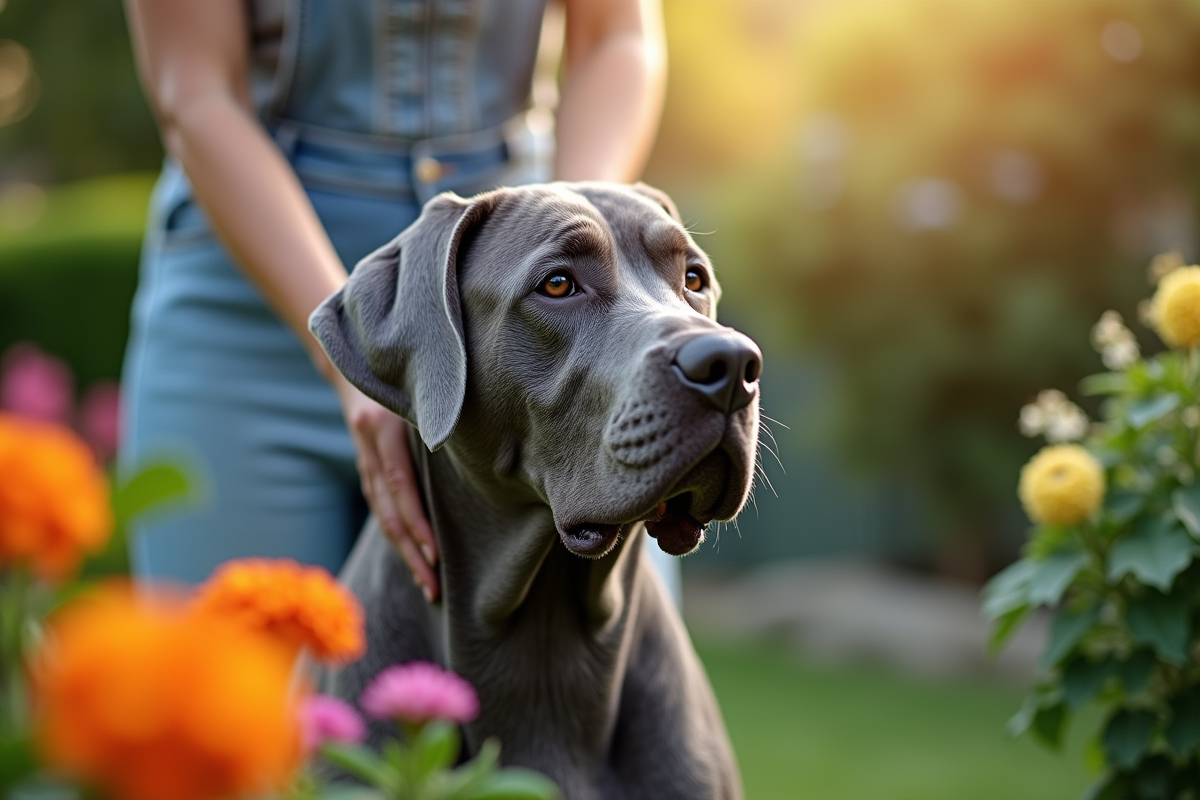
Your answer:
[643,493,707,556]
[559,492,709,559]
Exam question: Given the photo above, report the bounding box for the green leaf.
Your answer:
[1081,372,1131,396]
[1166,687,1200,755]
[111,461,192,525]
[320,790,389,800]
[1102,708,1158,769]
[1031,701,1068,750]
[1027,550,1090,607]
[988,605,1031,654]
[1040,603,1101,670]
[1126,590,1191,664]
[1105,490,1146,526]
[415,720,461,779]
[1007,688,1062,740]
[1062,655,1116,709]
[1117,650,1156,694]
[1007,695,1038,739]
[1130,754,1173,800]
[0,734,37,789]
[981,559,1037,620]
[1173,484,1200,539]
[453,769,561,800]
[1128,393,1181,429]
[320,743,399,790]
[1108,516,1197,591]
[1082,775,1128,800]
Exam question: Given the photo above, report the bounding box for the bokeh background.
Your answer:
[2,0,1195,797]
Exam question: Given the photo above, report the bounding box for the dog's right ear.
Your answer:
[309,192,496,451]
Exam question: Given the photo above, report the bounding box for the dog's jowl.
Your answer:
[311,182,760,800]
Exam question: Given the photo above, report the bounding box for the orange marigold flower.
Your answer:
[0,413,112,579]
[194,558,366,664]
[31,585,302,800]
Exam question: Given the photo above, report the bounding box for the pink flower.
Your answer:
[359,662,479,726]
[80,382,121,463]
[297,695,366,753]
[0,343,73,424]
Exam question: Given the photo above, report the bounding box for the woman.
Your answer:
[120,0,672,601]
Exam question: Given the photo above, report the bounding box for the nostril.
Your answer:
[706,360,728,385]
[744,357,761,383]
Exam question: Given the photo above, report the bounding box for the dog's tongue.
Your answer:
[646,497,705,556]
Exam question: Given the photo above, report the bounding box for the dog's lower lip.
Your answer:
[645,494,706,556]
[560,523,621,558]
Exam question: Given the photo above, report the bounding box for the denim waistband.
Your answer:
[268,114,536,202]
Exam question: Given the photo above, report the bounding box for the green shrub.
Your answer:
[0,174,151,386]
[985,267,1200,798]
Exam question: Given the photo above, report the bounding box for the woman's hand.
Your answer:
[333,375,440,602]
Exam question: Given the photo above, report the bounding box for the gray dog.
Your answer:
[311,182,761,800]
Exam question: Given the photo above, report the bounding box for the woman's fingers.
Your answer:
[375,425,439,568]
[339,382,440,602]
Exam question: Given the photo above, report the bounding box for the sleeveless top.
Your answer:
[151,0,552,242]
[248,0,548,139]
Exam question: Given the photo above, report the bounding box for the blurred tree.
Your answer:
[707,0,1200,576]
[648,0,807,185]
[0,0,160,182]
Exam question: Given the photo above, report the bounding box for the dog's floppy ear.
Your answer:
[630,182,683,223]
[310,192,496,451]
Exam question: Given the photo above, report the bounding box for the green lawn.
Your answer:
[697,639,1097,800]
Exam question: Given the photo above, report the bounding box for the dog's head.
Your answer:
[311,182,760,558]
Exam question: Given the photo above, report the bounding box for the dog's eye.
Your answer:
[539,271,576,298]
[685,268,707,293]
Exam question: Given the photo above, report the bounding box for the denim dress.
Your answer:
[121,0,682,602]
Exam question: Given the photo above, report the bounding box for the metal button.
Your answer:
[415,157,444,184]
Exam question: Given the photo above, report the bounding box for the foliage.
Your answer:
[0,0,161,181]
[707,0,1200,556]
[0,174,151,390]
[0,415,557,800]
[985,271,1200,797]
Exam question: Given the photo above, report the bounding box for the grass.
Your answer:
[696,638,1097,800]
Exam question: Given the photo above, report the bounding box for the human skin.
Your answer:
[124,0,666,600]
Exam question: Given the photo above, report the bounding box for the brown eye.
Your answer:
[685,268,706,293]
[540,271,575,298]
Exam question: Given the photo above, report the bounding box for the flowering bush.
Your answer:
[985,260,1200,797]
[32,586,304,800]
[0,416,560,800]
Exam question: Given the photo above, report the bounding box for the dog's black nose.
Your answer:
[673,332,762,412]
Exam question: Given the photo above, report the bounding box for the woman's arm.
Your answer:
[125,0,440,598]
[555,0,667,182]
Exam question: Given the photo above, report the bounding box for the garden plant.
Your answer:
[0,406,559,800]
[985,257,1200,798]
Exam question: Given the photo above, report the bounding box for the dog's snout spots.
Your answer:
[606,398,678,468]
[673,333,762,413]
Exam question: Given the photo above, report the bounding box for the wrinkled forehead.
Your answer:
[458,183,697,293]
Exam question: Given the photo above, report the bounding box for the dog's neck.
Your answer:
[409,428,650,781]
[412,426,642,631]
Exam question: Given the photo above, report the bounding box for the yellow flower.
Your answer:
[193,558,366,664]
[31,584,302,800]
[1018,444,1105,526]
[0,413,112,580]
[1151,265,1200,349]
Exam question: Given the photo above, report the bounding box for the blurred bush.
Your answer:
[0,174,151,387]
[692,0,1200,572]
[0,0,160,181]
